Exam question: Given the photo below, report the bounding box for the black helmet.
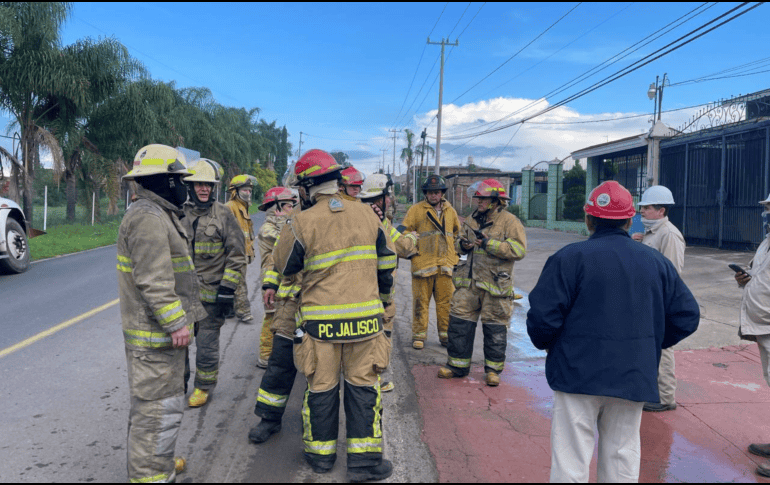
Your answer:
[421,174,447,193]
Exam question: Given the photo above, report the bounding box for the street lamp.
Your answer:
[647,74,670,122]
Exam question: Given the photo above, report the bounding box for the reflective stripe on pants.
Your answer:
[255,335,298,421]
[126,349,185,483]
[194,303,225,390]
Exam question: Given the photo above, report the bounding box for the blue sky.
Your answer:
[2,2,769,175]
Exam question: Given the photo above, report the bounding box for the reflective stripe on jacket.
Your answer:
[273,194,395,342]
[183,201,247,303]
[117,187,207,351]
[454,206,527,297]
[402,199,460,277]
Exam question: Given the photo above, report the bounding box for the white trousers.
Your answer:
[550,391,644,483]
[657,347,676,405]
[756,334,770,388]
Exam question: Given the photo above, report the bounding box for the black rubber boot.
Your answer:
[347,460,393,483]
[248,419,282,444]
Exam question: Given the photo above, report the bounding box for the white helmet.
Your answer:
[638,185,674,206]
[358,174,391,200]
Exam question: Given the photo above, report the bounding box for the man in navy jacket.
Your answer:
[526,181,699,483]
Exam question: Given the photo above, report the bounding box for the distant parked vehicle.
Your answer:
[0,196,30,273]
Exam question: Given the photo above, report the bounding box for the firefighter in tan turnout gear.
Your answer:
[182,159,246,408]
[402,174,460,349]
[359,173,418,393]
[117,145,207,482]
[249,181,303,444]
[255,187,298,368]
[226,174,257,323]
[273,149,396,482]
[438,179,527,387]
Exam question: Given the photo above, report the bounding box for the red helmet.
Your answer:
[471,179,510,200]
[584,181,635,219]
[259,186,297,211]
[294,149,342,186]
[340,166,365,186]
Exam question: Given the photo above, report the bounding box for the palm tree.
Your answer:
[400,129,416,202]
[0,2,75,225]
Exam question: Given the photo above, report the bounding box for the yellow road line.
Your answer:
[0,298,119,359]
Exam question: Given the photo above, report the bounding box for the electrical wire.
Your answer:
[441,2,715,139]
[438,2,761,141]
[387,3,449,130]
[448,3,582,106]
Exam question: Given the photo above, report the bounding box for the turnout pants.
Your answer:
[445,282,512,376]
[657,347,676,406]
[259,312,275,361]
[126,348,186,483]
[550,391,644,483]
[411,274,454,343]
[293,333,390,471]
[255,298,301,421]
[191,303,225,391]
[234,266,251,318]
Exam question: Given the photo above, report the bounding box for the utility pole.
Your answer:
[427,37,459,175]
[298,131,304,158]
[388,129,400,175]
[380,149,387,173]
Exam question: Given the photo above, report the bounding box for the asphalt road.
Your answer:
[0,211,436,483]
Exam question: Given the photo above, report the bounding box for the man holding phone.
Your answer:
[632,185,685,412]
[737,194,770,478]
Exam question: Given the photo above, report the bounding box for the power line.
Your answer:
[387,3,450,131]
[670,55,770,86]
[448,3,583,106]
[441,2,715,139]
[439,2,760,141]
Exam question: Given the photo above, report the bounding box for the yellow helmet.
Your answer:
[185,158,224,184]
[228,174,258,191]
[123,144,190,181]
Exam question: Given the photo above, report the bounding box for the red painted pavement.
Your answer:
[413,345,770,483]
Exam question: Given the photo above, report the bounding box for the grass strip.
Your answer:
[29,220,120,261]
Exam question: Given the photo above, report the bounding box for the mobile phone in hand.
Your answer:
[729,264,746,274]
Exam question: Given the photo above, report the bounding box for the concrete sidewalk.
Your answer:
[395,227,770,483]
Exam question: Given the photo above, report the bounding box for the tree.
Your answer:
[400,129,416,201]
[0,2,74,226]
[563,161,586,221]
[330,151,349,167]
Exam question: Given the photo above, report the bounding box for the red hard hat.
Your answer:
[584,181,636,219]
[341,166,365,186]
[472,179,510,200]
[295,149,342,185]
[259,186,296,211]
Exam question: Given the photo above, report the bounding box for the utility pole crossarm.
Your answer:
[427,38,459,175]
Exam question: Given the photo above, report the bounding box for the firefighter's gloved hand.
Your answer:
[215,286,236,317]
[474,236,489,249]
[460,237,474,251]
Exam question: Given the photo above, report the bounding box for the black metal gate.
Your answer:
[660,121,770,250]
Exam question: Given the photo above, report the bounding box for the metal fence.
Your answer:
[660,120,770,250]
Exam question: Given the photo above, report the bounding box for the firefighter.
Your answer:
[273,149,396,482]
[250,173,303,444]
[255,186,298,368]
[182,159,247,408]
[339,166,365,201]
[118,144,207,482]
[632,185,685,413]
[359,174,419,392]
[437,179,527,387]
[225,175,258,323]
[402,174,460,349]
